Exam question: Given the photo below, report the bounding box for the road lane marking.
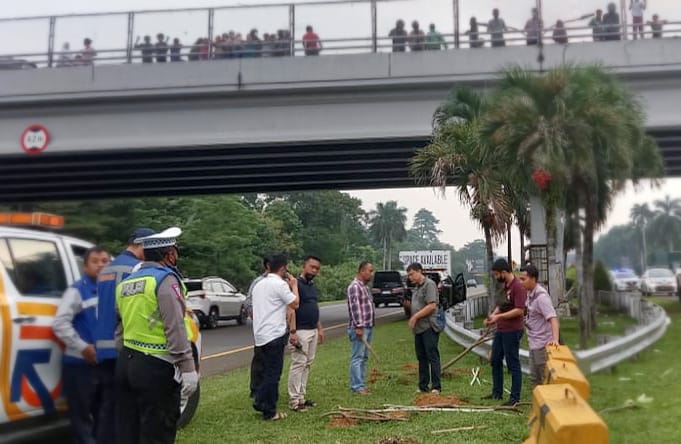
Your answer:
[201,309,404,361]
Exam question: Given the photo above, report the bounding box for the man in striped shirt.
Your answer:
[346,261,375,395]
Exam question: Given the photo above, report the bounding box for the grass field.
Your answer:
[178,298,681,444]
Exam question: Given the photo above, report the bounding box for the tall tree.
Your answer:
[409,208,442,245]
[630,203,654,271]
[368,201,407,270]
[649,195,681,254]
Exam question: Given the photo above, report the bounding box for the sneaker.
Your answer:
[481,393,502,400]
[290,403,307,412]
[501,399,518,407]
[430,389,441,395]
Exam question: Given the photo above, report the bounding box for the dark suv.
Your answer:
[371,271,410,307]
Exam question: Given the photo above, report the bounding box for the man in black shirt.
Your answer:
[389,20,408,52]
[134,35,154,63]
[287,256,324,411]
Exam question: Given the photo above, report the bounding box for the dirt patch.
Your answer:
[401,363,418,372]
[414,393,468,407]
[377,437,420,444]
[368,368,384,383]
[327,416,359,428]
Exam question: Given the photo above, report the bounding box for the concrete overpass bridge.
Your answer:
[1,38,680,202]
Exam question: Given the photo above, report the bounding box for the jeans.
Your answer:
[529,348,548,388]
[490,330,523,402]
[115,348,180,444]
[414,328,441,392]
[62,363,97,444]
[288,329,319,407]
[250,346,265,398]
[95,359,117,444]
[348,327,373,392]
[253,333,287,419]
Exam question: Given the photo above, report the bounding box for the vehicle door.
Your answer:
[0,234,76,421]
[207,280,227,316]
[222,280,241,316]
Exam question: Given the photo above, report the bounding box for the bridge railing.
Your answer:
[444,289,670,375]
[1,0,681,69]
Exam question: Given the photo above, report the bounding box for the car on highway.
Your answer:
[610,269,640,292]
[185,276,248,329]
[371,270,410,308]
[639,267,677,297]
[0,213,202,442]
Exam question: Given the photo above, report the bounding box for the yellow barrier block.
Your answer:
[524,384,608,444]
[545,344,577,364]
[545,358,591,401]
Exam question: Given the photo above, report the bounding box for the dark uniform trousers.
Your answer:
[95,359,117,444]
[115,347,180,444]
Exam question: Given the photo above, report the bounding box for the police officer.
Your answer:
[115,227,198,444]
[94,228,155,444]
[53,246,110,444]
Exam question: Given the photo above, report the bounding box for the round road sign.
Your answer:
[21,125,50,155]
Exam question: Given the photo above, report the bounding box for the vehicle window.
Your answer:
[207,281,221,293]
[71,245,88,276]
[6,238,67,297]
[0,239,16,284]
[184,281,203,292]
[223,281,237,293]
[649,269,673,278]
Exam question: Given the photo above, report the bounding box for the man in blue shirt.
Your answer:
[287,256,324,411]
[53,246,110,444]
[94,228,154,444]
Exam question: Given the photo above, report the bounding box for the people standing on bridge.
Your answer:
[520,265,560,388]
[425,23,447,50]
[590,9,605,41]
[94,228,155,444]
[251,254,299,420]
[648,14,668,38]
[170,38,183,62]
[523,8,543,46]
[244,29,263,58]
[630,0,647,40]
[487,9,508,47]
[603,2,622,41]
[249,255,271,398]
[482,258,526,407]
[409,21,425,51]
[551,20,569,44]
[302,25,322,56]
[57,42,73,67]
[404,263,442,394]
[81,38,96,65]
[155,33,170,63]
[389,20,408,52]
[53,246,110,444]
[115,227,198,444]
[466,17,484,48]
[287,256,324,411]
[347,261,375,395]
[134,36,154,63]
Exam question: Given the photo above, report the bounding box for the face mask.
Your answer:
[304,273,316,282]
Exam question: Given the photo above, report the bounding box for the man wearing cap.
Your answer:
[115,227,198,444]
[94,228,154,444]
[483,258,526,406]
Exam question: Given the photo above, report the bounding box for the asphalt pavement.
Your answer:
[199,302,406,377]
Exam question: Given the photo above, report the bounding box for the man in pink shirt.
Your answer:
[302,25,322,56]
[520,265,560,388]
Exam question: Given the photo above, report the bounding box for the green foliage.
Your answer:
[593,260,612,292]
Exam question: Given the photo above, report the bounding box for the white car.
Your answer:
[610,269,640,292]
[639,268,678,297]
[185,277,248,329]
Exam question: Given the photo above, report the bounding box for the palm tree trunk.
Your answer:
[387,237,392,269]
[520,230,526,265]
[580,197,596,349]
[484,225,496,312]
[382,236,387,270]
[507,223,513,264]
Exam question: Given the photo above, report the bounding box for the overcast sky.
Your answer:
[3,0,679,260]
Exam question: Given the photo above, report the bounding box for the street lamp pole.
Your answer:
[641,221,648,272]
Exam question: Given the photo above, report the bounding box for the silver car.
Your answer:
[184,277,248,329]
[639,268,677,297]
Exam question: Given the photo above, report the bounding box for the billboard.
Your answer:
[398,250,451,273]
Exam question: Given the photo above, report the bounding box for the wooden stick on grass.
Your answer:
[432,425,488,434]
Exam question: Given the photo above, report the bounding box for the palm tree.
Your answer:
[368,201,407,269]
[485,65,663,348]
[649,196,681,254]
[411,89,517,307]
[630,203,654,271]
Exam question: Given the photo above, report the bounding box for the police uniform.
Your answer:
[94,228,155,444]
[114,228,197,444]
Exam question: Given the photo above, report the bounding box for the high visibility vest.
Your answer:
[116,265,192,354]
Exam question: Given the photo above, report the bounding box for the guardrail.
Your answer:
[444,289,670,375]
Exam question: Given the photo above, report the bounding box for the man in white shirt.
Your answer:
[251,254,299,421]
[630,0,647,40]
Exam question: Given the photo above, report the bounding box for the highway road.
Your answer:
[199,302,406,377]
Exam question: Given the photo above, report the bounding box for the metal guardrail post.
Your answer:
[47,16,56,68]
[289,4,296,56]
[126,12,134,64]
[452,0,459,49]
[208,8,215,58]
[620,0,628,40]
[370,0,377,53]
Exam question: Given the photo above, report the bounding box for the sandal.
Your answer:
[303,400,317,407]
[290,404,307,412]
[267,412,288,421]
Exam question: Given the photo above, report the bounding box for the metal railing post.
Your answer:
[47,16,56,68]
[453,0,459,49]
[289,4,295,56]
[208,8,215,57]
[126,12,134,63]
[620,0,628,40]
[371,0,377,52]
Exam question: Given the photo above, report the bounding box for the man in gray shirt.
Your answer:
[404,263,441,394]
[488,8,508,47]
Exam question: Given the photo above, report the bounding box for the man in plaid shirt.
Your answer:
[346,261,375,395]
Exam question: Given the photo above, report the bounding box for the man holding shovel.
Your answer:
[347,261,375,395]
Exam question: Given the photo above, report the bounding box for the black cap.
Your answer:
[492,258,512,272]
[128,227,156,244]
